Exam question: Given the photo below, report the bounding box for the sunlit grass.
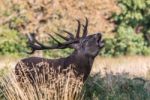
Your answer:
[1,56,150,99]
[0,64,84,100]
[93,56,150,79]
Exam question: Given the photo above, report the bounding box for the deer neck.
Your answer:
[71,51,95,65]
[67,51,95,81]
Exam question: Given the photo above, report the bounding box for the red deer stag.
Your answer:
[15,18,104,84]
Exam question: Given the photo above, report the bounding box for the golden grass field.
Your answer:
[1,56,150,79]
[1,67,84,100]
[1,56,150,100]
[93,56,150,79]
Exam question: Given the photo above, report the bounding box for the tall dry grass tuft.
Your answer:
[0,64,84,100]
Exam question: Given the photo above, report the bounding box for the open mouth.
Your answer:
[95,33,104,48]
[96,34,104,48]
[99,39,104,48]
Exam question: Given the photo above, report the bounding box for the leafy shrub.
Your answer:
[101,25,150,56]
[113,0,150,44]
[83,73,150,100]
[100,0,150,57]
[0,26,27,56]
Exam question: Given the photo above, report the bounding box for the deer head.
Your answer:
[26,18,104,58]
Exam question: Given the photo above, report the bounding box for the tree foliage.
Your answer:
[0,26,27,56]
[0,0,150,57]
[101,0,150,56]
[114,0,150,42]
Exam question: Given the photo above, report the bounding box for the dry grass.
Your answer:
[0,64,84,100]
[1,55,150,79]
[93,56,150,79]
[1,56,150,99]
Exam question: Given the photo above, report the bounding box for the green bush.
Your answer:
[113,0,150,44]
[100,25,150,56]
[0,26,27,56]
[83,73,150,100]
[100,0,150,57]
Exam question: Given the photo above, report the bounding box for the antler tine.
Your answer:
[26,49,35,54]
[63,30,74,39]
[54,32,69,41]
[47,33,62,45]
[26,33,47,54]
[26,33,35,54]
[26,33,79,54]
[27,33,47,48]
[26,33,52,54]
[82,17,88,37]
[76,19,81,38]
[27,33,36,41]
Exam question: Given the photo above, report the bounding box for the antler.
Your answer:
[60,18,88,39]
[26,18,89,54]
[76,19,81,38]
[82,18,88,37]
[26,33,78,54]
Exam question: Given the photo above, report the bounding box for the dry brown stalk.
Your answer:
[1,64,84,100]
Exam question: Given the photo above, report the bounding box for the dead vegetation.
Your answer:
[0,0,119,36]
[1,56,150,99]
[1,64,84,100]
[93,56,150,79]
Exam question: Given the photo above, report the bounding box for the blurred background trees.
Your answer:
[101,0,150,56]
[0,0,150,57]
